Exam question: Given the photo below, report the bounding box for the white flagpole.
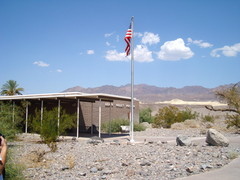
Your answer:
[130,16,135,143]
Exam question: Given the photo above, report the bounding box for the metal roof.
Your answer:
[0,92,137,102]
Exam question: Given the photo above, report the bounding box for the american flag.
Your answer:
[124,23,132,56]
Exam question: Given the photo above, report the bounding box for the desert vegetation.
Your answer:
[206,83,240,129]
[30,107,76,152]
[152,106,198,128]
[0,102,25,179]
[101,118,146,133]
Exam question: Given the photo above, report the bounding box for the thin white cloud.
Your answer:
[157,38,194,61]
[116,35,119,42]
[106,42,111,46]
[211,43,240,57]
[104,32,114,37]
[105,45,153,62]
[134,32,143,37]
[105,50,128,61]
[56,69,63,73]
[87,50,94,55]
[187,38,213,48]
[141,32,160,45]
[134,45,153,62]
[33,61,50,67]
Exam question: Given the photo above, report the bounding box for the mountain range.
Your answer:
[63,84,235,103]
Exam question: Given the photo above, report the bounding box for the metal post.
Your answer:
[25,102,28,133]
[12,101,15,123]
[77,99,80,138]
[109,102,112,136]
[98,99,102,138]
[41,100,43,127]
[91,102,93,135]
[58,99,61,135]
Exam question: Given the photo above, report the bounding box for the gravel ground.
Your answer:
[12,128,240,180]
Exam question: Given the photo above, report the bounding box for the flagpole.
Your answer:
[130,16,134,143]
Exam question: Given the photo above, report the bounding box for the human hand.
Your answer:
[0,136,7,147]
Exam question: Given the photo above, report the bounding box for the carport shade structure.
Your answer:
[0,92,139,138]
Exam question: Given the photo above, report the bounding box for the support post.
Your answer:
[12,101,15,123]
[91,102,93,135]
[77,99,80,138]
[25,102,28,133]
[58,99,61,135]
[98,99,102,138]
[41,100,43,127]
[109,102,112,136]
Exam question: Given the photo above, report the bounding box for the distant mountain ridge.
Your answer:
[63,84,234,103]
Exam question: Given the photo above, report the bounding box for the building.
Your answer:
[0,92,139,137]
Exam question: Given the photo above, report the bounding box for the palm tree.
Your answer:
[1,80,24,96]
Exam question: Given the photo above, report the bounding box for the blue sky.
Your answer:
[0,0,240,94]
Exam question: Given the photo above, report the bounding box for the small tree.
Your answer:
[205,83,240,129]
[31,107,76,151]
[139,108,153,123]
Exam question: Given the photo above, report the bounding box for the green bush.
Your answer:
[101,119,129,133]
[153,106,198,128]
[139,108,153,123]
[0,102,23,140]
[5,148,25,180]
[31,107,76,151]
[201,114,215,123]
[0,102,25,179]
[101,119,146,133]
[226,113,240,129]
[134,123,146,131]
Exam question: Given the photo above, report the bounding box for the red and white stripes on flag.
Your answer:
[124,23,132,56]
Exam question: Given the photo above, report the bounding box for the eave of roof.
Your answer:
[0,92,138,102]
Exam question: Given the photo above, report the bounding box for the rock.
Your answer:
[125,169,135,176]
[206,129,229,147]
[140,122,152,128]
[101,175,107,179]
[87,136,104,145]
[61,166,69,171]
[186,166,194,173]
[79,172,86,176]
[121,162,129,166]
[110,140,120,145]
[90,167,98,173]
[140,160,151,166]
[176,136,192,146]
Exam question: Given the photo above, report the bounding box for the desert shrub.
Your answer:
[101,119,146,133]
[31,107,76,151]
[101,119,129,133]
[178,107,198,120]
[227,151,239,159]
[139,108,153,123]
[5,148,25,180]
[201,114,215,123]
[133,123,146,131]
[226,113,240,129]
[153,106,198,128]
[0,102,23,140]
